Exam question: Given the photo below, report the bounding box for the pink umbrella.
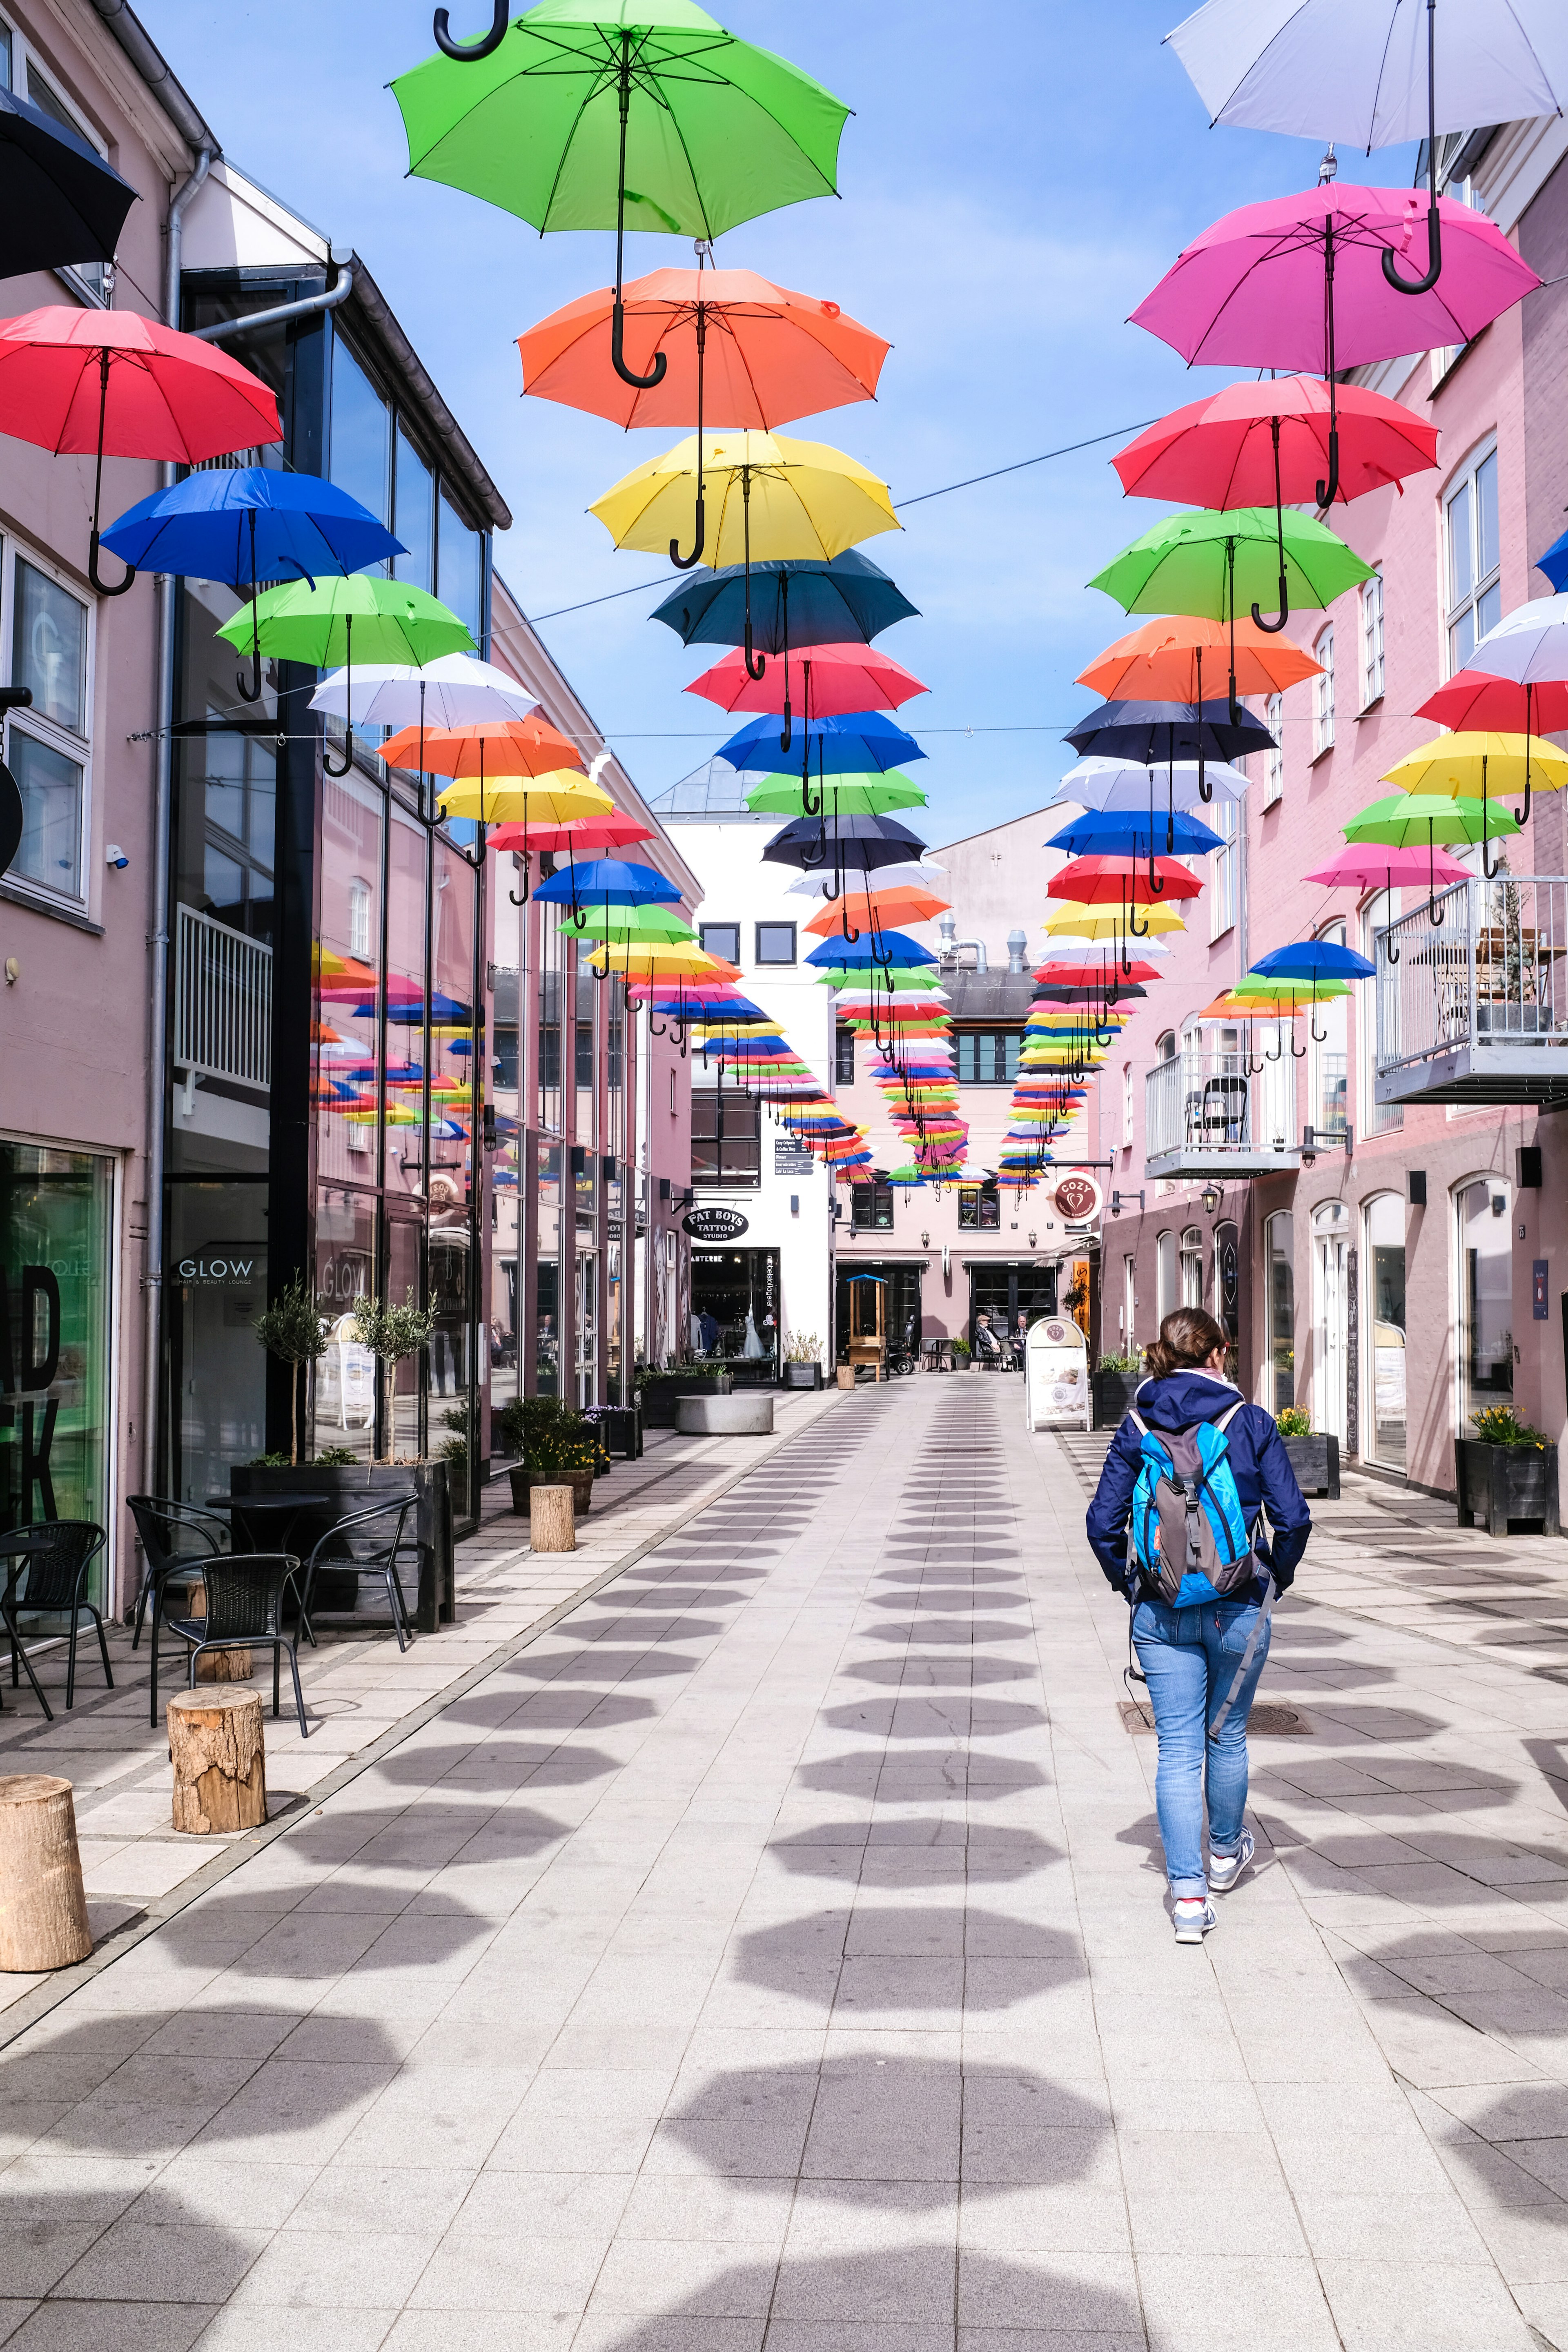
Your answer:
[1304,846,1472,889]
[1131,183,1539,503]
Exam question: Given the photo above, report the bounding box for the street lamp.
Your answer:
[1109,1189,1145,1218]
[1200,1182,1222,1217]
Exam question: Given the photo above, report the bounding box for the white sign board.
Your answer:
[1025,1315,1090,1432]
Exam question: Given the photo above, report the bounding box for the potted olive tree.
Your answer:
[252,1273,329,1467]
[784,1333,824,1390]
[1092,1349,1143,1429]
[1274,1406,1341,1500]
[499,1395,598,1516]
[1455,1406,1560,1537]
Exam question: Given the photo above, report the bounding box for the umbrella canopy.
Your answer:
[687,639,926,717]
[1417,669,1568,735]
[0,304,281,592]
[1112,374,1438,509]
[310,653,539,728]
[1089,504,1372,638]
[1043,902,1187,938]
[1051,755,1250,810]
[1253,938,1376,982]
[1344,792,1520,849]
[519,265,886,432]
[439,770,612,824]
[1065,697,1276,763]
[1382,731,1568,828]
[534,857,682,906]
[381,714,584,777]
[571,906,696,941]
[101,467,401,586]
[744,771,925,815]
[804,884,948,934]
[805,930,935,970]
[723,708,921,778]
[1537,530,1568,595]
[592,429,897,567]
[488,812,654,855]
[1472,595,1568,685]
[1079,615,1321,702]
[761,813,927,872]
[1046,810,1225,856]
[216,575,473,667]
[785,857,945,897]
[0,84,138,282]
[651,548,918,659]
[1303,846,1472,890]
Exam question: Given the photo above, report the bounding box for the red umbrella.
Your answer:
[1113,375,1437,511]
[488,812,653,855]
[685,639,928,718]
[1053,854,1203,904]
[1417,670,1568,733]
[0,305,281,593]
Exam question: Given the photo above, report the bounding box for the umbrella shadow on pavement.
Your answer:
[856,1618,1038,1646]
[820,1696,1048,1738]
[152,1883,499,1980]
[373,1738,624,1791]
[792,1752,1049,1802]
[0,2172,269,2313]
[499,1644,708,1683]
[445,1688,659,1731]
[841,1655,1034,1688]
[730,1906,1084,2014]
[766,1819,1060,1884]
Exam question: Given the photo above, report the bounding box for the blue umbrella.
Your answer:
[805,929,935,971]
[102,468,403,704]
[1046,809,1225,857]
[533,855,682,926]
[1538,533,1568,594]
[720,709,923,784]
[1252,938,1375,982]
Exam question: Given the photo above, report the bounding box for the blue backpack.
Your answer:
[1126,1403,1255,1606]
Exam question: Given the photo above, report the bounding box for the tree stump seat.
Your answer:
[167,1687,267,1834]
[0,1775,92,1971]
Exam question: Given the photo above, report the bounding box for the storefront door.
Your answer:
[1314,1203,1349,1444]
[1,1145,114,1592]
[695,1248,781,1375]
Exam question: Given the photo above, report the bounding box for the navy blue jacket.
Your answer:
[1085,1369,1312,1602]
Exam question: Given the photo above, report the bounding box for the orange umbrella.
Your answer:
[381,714,584,778]
[1078,613,1321,706]
[804,884,949,935]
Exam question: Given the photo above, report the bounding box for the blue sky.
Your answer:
[138,0,1423,845]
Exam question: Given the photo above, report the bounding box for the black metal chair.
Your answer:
[125,1497,229,1654]
[298,1497,420,1654]
[2,1522,110,1714]
[155,1555,308,1737]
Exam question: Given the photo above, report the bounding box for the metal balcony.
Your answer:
[1374,876,1568,1107]
[1145,1049,1303,1180]
[174,902,273,1095]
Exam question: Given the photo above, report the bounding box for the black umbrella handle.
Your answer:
[323,616,354,778]
[670,304,706,566]
[434,1,508,58]
[88,351,135,597]
[1251,418,1291,633]
[1315,219,1341,508]
[236,512,263,703]
[611,35,668,391]
[1383,0,1443,295]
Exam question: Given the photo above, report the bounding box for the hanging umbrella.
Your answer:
[1112,374,1438,521]
[310,651,540,733]
[724,708,921,783]
[1166,0,1568,301]
[393,0,849,394]
[1303,844,1472,891]
[805,931,935,971]
[1078,615,1321,721]
[1344,790,1520,916]
[761,811,927,873]
[0,85,138,283]
[1472,595,1568,688]
[0,305,281,593]
[687,638,927,717]
[651,548,919,705]
[1383,730,1568,835]
[804,883,948,935]
[1418,669,1568,734]
[381,712,583,778]
[1065,697,1275,763]
[572,906,696,942]
[1051,757,1248,853]
[488,811,654,855]
[439,768,612,825]
[522,263,886,563]
[1046,809,1224,856]
[103,468,405,700]
[744,770,925,817]
[1130,184,1539,504]
[535,853,682,929]
[216,576,474,775]
[1089,503,1372,646]
[1252,938,1376,983]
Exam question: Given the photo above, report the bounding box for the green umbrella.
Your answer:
[217,576,474,777]
[570,906,697,941]
[744,769,926,817]
[392,0,850,393]
[1344,790,1519,921]
[1089,507,1372,625]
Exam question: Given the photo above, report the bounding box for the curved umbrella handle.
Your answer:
[802,774,821,818]
[1251,574,1290,633]
[743,618,766,684]
[236,639,263,705]
[88,529,136,598]
[434,1,508,58]
[1290,1034,1307,1059]
[1383,203,1443,296]
[669,492,704,570]
[1310,1013,1328,1044]
[1264,1032,1281,1063]
[612,300,666,392]
[1314,427,1341,513]
[1128,902,1149,939]
[322,616,354,777]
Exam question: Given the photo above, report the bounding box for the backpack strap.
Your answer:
[1125,1409,1149,1439]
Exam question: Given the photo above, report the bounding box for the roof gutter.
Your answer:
[86,0,217,155]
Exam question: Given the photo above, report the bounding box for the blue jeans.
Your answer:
[1132,1593,1272,1898]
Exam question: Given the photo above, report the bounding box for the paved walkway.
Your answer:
[9,1381,1568,2345]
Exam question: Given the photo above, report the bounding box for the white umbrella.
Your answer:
[1472,594,1568,684]
[309,652,538,728]
[784,858,947,898]
[1048,755,1251,811]
[1166,0,1568,297]
[1034,937,1173,962]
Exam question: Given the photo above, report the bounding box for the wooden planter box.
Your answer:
[1092,1370,1143,1430]
[229,1461,453,1634]
[583,1403,642,1460]
[784,1363,823,1390]
[1455,1439,1560,1537]
[508,1466,593,1517]
[1281,1432,1341,1500]
[639,1373,733,1428]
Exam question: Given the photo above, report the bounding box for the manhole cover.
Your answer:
[1118,1700,1310,1736]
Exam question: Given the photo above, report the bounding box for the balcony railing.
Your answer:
[1374,876,1568,1106]
[174,903,272,1092]
[1145,1048,1301,1179]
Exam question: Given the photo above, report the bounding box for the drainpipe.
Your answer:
[143,143,210,1501]
[189,252,355,343]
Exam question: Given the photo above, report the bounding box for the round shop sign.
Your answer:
[684,1205,750,1242]
[1051,1172,1102,1224]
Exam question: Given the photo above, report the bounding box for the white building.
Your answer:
[651,762,836,1377]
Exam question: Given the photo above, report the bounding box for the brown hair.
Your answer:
[1144,1307,1228,1380]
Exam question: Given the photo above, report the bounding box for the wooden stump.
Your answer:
[187,1577,252,1682]
[167,1688,266,1834]
[0,1775,92,1972]
[529,1482,577,1554]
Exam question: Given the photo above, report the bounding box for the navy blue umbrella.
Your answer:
[102,469,403,704]
[720,709,923,820]
[651,549,918,710]
[762,812,927,875]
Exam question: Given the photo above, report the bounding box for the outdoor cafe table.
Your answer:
[203,1493,330,1555]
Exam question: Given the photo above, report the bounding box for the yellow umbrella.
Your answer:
[1042,902,1187,939]
[589,430,900,566]
[1383,730,1568,838]
[587,945,730,977]
[437,769,613,824]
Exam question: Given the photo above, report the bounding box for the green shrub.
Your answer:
[1096,1350,1141,1374]
[498,1393,591,1477]
[1275,1408,1312,1437]
[313,1447,357,1467]
[1470,1406,1549,1449]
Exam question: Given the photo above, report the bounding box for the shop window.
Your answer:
[437,492,484,649]
[1312,624,1335,756]
[755,920,795,965]
[1361,891,1402,1136]
[835,1025,855,1085]
[1445,441,1500,673]
[1457,1176,1513,1427]
[348,875,372,959]
[852,1185,895,1230]
[691,1089,760,1188]
[1,1144,113,1579]
[700,920,740,965]
[1310,920,1348,1136]
[956,1031,1021,1084]
[1365,1193,1406,1471]
[1208,796,1238,940]
[957,1186,1000,1230]
[1266,1209,1295,1414]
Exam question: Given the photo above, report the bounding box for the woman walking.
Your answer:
[1087,1307,1312,1944]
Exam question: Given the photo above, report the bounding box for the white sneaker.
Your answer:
[1174,1896,1216,1944]
[1208,1830,1256,1895]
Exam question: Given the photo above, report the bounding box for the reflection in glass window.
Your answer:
[1458,1178,1513,1426]
[11,731,83,898]
[15,559,85,732]
[394,429,434,590]
[691,1088,760,1188]
[330,336,390,527]
[957,1186,1000,1229]
[437,493,482,646]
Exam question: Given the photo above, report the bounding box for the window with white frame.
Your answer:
[1445,441,1500,674]
[1122,1060,1133,1146]
[1360,889,1403,1136]
[0,21,111,303]
[1359,567,1385,708]
[6,545,92,905]
[1208,794,1238,939]
[1312,625,1335,756]
[1263,691,1284,808]
[348,875,372,960]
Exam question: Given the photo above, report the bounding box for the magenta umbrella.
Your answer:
[1304,845,1472,889]
[1131,183,1539,503]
